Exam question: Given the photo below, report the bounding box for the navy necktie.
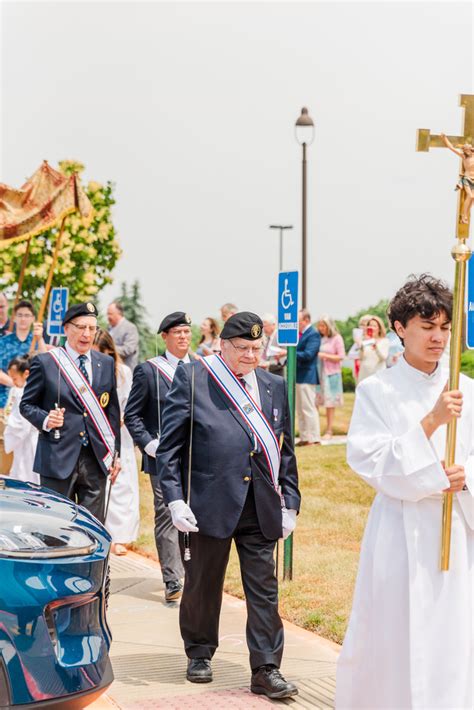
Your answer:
[78,354,90,382]
[78,355,89,446]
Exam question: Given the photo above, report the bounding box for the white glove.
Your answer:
[281,507,297,540]
[168,499,199,533]
[144,438,160,458]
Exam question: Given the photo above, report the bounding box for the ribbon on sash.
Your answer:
[49,348,116,469]
[147,355,177,383]
[201,354,281,493]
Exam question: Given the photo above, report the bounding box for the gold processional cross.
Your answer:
[417,94,473,571]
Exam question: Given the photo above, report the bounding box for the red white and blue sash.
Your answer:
[49,348,116,468]
[201,354,281,493]
[148,355,176,383]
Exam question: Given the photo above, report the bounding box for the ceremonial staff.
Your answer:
[417,94,473,570]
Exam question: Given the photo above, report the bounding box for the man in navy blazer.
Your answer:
[157,312,300,699]
[124,311,192,602]
[20,302,121,522]
[296,308,321,446]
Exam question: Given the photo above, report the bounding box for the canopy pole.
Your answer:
[5,237,32,334]
[30,216,67,352]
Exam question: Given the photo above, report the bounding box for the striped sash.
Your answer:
[49,348,116,468]
[148,355,177,383]
[201,354,281,493]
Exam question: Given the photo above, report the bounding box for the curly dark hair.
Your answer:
[388,274,453,333]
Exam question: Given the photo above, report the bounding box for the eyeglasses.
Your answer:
[229,341,263,354]
[69,323,98,333]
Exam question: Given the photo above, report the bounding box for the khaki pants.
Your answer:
[0,413,13,475]
[296,384,321,443]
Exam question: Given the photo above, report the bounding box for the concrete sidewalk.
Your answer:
[91,551,339,709]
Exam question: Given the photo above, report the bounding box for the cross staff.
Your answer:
[417,94,473,571]
[417,94,474,238]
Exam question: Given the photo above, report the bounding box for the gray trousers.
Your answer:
[149,473,184,583]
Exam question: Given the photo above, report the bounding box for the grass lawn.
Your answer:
[132,392,374,645]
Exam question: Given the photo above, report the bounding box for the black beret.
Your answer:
[158,311,192,333]
[63,302,98,325]
[220,312,263,341]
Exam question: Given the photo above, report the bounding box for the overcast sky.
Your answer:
[1,1,473,327]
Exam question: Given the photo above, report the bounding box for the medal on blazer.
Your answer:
[100,392,110,408]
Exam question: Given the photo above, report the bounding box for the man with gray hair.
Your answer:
[220,303,238,323]
[260,313,287,377]
[107,301,139,370]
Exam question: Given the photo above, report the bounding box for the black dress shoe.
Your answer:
[250,665,298,699]
[165,580,182,602]
[186,658,213,683]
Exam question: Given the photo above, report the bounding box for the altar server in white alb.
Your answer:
[336,274,473,710]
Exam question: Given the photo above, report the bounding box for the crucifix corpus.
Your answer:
[417,94,473,571]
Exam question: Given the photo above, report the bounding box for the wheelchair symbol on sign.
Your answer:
[280,279,294,310]
[52,292,64,317]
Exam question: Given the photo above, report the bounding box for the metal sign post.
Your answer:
[277,271,299,581]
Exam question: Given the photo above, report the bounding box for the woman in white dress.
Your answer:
[3,354,40,485]
[93,330,140,555]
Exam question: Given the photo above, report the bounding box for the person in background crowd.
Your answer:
[296,309,321,446]
[0,300,46,474]
[93,329,139,556]
[260,313,286,377]
[316,317,345,440]
[220,303,238,323]
[0,292,10,337]
[347,314,372,380]
[3,354,39,485]
[357,315,390,383]
[20,302,121,522]
[107,301,140,371]
[196,317,221,357]
[124,312,192,602]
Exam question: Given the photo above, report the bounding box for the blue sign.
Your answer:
[47,287,69,337]
[467,255,474,350]
[278,271,299,346]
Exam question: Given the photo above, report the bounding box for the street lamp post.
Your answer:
[269,224,293,271]
[295,107,315,309]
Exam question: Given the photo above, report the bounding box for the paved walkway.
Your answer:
[91,552,339,709]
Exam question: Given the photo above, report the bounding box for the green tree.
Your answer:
[116,280,158,360]
[0,159,121,304]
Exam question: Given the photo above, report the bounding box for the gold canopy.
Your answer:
[0,160,93,247]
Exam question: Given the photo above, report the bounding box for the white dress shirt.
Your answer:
[165,350,190,367]
[241,369,261,410]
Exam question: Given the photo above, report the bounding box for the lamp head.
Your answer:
[295,107,315,145]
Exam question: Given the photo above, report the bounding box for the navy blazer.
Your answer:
[20,350,121,480]
[124,360,170,474]
[156,361,301,540]
[296,326,321,385]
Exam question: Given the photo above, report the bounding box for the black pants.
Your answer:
[179,485,284,670]
[40,446,107,523]
[149,474,184,583]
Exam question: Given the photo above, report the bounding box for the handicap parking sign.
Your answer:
[47,287,69,337]
[467,255,474,350]
[278,271,299,346]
